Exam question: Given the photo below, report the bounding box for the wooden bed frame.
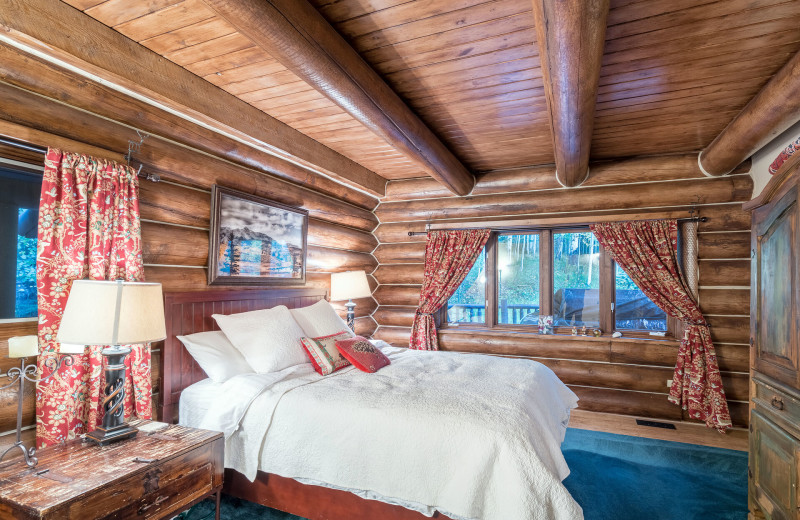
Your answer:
[161,288,453,520]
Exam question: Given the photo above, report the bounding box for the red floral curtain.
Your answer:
[590,220,731,431]
[36,149,151,447]
[410,230,490,350]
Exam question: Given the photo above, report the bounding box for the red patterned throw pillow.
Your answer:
[300,331,353,376]
[335,336,391,373]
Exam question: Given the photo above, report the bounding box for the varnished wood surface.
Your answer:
[0,422,223,519]
[202,0,474,196]
[530,0,609,186]
[700,47,800,176]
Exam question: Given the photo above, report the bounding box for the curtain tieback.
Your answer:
[415,310,434,316]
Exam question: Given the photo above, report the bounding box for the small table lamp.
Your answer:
[1,336,80,467]
[330,270,371,332]
[58,280,166,446]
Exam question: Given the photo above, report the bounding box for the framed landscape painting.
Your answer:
[208,185,308,285]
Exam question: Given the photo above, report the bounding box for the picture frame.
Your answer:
[208,185,308,286]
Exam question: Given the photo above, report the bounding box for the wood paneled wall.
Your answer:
[372,156,753,432]
[0,63,379,452]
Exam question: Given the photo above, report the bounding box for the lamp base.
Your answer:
[85,424,138,446]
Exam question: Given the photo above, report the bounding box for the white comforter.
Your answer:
[194,343,583,520]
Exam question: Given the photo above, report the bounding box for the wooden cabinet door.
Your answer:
[753,186,799,387]
[751,410,800,520]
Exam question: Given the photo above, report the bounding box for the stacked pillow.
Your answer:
[177,299,390,381]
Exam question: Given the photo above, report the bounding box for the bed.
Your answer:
[161,289,583,520]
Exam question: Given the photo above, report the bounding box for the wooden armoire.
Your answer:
[746,157,800,520]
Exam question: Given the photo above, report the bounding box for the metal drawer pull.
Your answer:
[771,396,785,410]
[138,495,168,514]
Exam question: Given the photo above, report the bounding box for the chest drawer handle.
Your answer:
[138,495,168,515]
[771,396,785,410]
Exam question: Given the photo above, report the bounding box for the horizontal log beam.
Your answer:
[0,0,388,196]
[531,0,610,187]
[331,298,378,319]
[375,176,753,223]
[373,285,421,307]
[700,48,800,176]
[202,0,474,196]
[372,264,424,286]
[0,42,378,208]
[698,232,750,259]
[373,326,411,348]
[374,203,753,244]
[698,288,751,316]
[699,260,750,287]
[373,243,426,264]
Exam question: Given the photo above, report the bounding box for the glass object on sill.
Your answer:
[497,234,540,325]
[553,231,600,328]
[0,168,42,319]
[447,248,486,324]
[615,264,667,332]
[537,315,553,334]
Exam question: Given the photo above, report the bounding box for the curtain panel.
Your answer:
[590,220,731,431]
[410,229,490,350]
[36,149,151,448]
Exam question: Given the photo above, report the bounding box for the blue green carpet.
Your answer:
[181,428,747,520]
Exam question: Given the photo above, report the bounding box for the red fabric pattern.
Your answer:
[36,149,151,448]
[590,220,731,431]
[769,136,800,175]
[410,230,491,350]
[335,336,390,373]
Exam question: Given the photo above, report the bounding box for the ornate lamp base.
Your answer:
[345,299,356,333]
[85,345,138,446]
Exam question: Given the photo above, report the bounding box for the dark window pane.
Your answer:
[447,248,486,324]
[0,167,42,319]
[615,264,667,331]
[497,234,540,325]
[553,231,600,327]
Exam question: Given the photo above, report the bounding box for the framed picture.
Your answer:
[208,185,308,285]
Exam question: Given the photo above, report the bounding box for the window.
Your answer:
[444,226,673,337]
[0,166,42,319]
[447,248,486,324]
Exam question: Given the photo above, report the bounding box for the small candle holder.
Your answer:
[0,353,74,467]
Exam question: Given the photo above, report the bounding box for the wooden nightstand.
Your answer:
[0,422,223,519]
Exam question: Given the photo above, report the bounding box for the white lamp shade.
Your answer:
[8,335,38,358]
[330,270,371,301]
[57,280,166,346]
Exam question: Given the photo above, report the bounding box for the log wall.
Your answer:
[0,58,380,453]
[371,156,753,433]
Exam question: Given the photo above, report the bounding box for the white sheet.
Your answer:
[185,342,583,520]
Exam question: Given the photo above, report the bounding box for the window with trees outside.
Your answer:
[445,227,671,336]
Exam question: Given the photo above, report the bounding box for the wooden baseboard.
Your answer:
[568,409,748,451]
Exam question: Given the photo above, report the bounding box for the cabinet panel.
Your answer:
[754,187,799,386]
[751,410,799,520]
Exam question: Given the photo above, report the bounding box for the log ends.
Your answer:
[531,0,610,188]
[699,47,800,176]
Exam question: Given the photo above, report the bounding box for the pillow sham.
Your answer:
[212,306,308,373]
[176,331,253,383]
[290,299,354,338]
[335,335,391,373]
[300,330,353,376]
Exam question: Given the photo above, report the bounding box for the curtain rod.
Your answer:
[407,216,708,236]
[0,136,159,182]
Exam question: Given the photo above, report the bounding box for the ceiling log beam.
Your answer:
[0,0,387,197]
[201,0,475,197]
[531,0,610,187]
[699,48,800,176]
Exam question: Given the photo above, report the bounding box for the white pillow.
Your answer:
[212,306,308,373]
[290,299,354,338]
[176,331,253,383]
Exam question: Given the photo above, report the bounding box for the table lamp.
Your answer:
[1,336,80,467]
[58,280,166,446]
[330,271,371,332]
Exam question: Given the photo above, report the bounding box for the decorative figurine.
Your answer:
[580,325,587,336]
[593,329,602,337]
[571,325,578,336]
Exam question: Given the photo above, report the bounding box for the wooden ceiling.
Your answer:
[61,0,800,182]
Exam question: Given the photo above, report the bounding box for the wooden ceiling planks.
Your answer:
[60,0,800,178]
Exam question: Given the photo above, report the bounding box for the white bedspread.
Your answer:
[193,343,583,520]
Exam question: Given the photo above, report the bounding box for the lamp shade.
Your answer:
[330,271,371,301]
[8,335,38,358]
[57,280,166,346]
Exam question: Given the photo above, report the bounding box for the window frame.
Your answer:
[441,225,678,339]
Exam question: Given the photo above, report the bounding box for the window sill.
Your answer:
[438,326,680,345]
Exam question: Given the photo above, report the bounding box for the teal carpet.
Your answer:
[181,428,747,520]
